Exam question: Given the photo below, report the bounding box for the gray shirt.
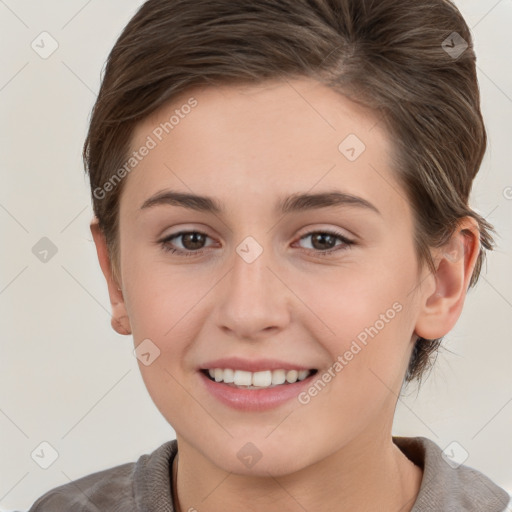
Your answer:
[28,436,510,511]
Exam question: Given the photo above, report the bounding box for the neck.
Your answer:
[171,432,423,512]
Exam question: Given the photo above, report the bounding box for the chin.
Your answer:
[205,437,312,477]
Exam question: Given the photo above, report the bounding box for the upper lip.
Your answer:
[199,357,316,373]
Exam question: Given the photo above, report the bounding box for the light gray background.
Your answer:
[1,1,511,510]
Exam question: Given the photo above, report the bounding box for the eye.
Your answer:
[295,229,354,256]
[159,230,215,256]
[158,228,354,257]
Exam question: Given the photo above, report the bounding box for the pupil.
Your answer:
[313,233,335,250]
[184,232,204,250]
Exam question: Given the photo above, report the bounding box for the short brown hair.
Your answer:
[83,0,494,385]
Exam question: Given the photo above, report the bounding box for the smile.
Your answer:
[202,368,317,388]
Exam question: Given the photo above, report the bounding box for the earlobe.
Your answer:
[414,218,480,340]
[90,218,132,336]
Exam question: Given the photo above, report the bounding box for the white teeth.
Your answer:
[234,370,252,386]
[297,370,309,381]
[252,370,272,387]
[286,370,298,383]
[222,368,235,383]
[271,369,286,385]
[205,368,313,388]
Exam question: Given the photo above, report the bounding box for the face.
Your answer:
[111,78,429,475]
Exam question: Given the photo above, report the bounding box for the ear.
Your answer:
[414,217,481,340]
[90,218,132,336]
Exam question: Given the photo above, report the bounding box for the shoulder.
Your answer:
[28,439,178,512]
[27,461,136,511]
[393,436,511,512]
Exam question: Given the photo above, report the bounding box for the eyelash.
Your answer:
[158,229,355,257]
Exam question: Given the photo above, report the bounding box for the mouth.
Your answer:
[200,368,319,390]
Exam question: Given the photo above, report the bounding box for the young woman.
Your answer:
[29,0,510,510]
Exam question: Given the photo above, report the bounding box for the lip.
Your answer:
[198,368,319,412]
[199,357,315,373]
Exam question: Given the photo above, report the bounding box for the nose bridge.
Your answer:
[231,234,277,302]
[214,234,290,337]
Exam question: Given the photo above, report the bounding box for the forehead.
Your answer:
[122,78,408,222]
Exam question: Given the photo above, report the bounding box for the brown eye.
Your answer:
[179,232,207,250]
[297,230,354,256]
[159,229,354,258]
[160,230,213,255]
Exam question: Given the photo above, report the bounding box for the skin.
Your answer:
[91,77,480,512]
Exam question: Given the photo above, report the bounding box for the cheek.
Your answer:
[301,249,417,382]
[122,239,214,337]
[125,271,203,411]
[303,258,411,336]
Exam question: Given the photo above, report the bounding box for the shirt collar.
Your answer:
[133,437,510,512]
[393,436,510,512]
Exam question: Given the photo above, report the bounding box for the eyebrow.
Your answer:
[140,189,381,216]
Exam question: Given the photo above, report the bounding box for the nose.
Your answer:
[213,239,292,340]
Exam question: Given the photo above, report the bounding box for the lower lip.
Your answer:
[198,370,317,412]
